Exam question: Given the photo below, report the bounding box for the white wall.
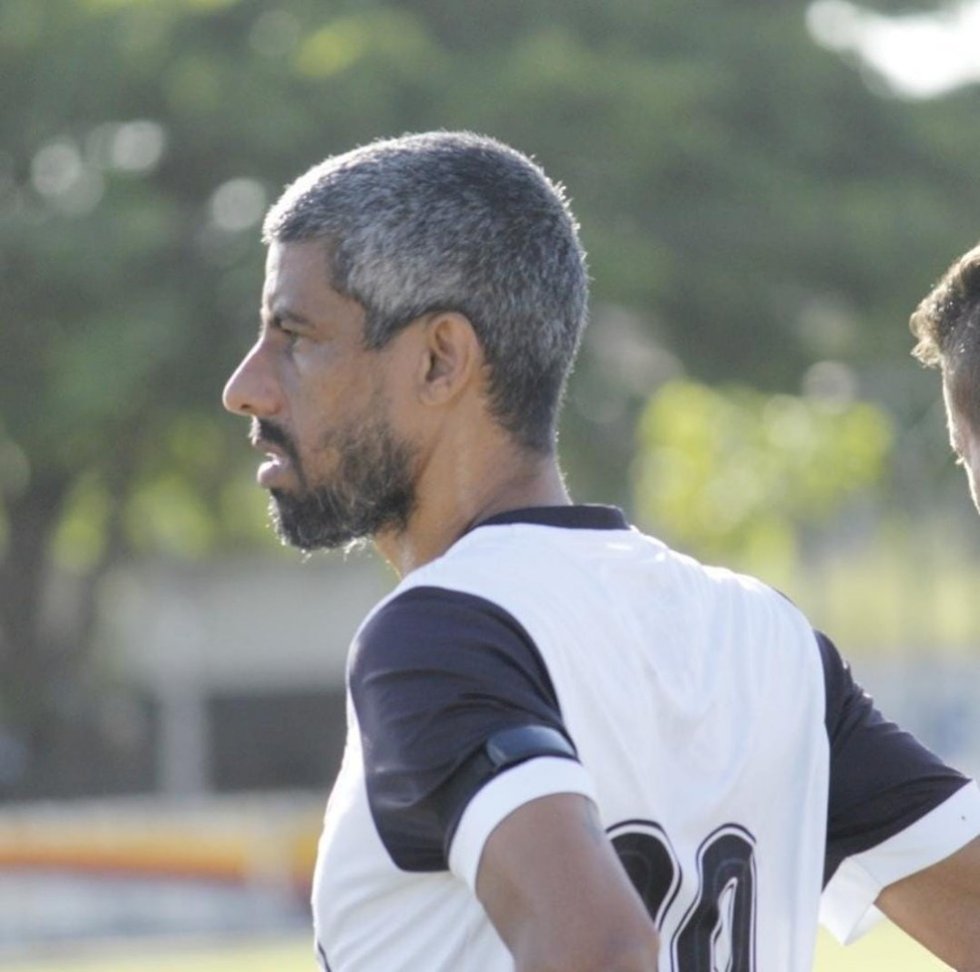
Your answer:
[100,551,393,693]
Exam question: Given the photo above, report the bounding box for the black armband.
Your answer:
[439,725,578,849]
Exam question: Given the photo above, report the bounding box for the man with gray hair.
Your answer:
[911,241,980,514]
[224,132,980,971]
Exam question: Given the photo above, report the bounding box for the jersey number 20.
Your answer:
[608,820,757,972]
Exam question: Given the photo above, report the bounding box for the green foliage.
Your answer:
[634,380,893,573]
[790,523,980,654]
[3,0,979,557]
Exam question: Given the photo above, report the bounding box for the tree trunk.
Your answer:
[0,471,71,724]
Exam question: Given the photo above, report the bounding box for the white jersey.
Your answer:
[312,506,980,971]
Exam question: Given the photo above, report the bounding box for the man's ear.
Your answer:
[417,311,481,405]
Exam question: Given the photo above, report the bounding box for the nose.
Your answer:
[222,342,280,417]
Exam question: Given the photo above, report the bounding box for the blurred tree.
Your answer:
[0,0,977,794]
[633,379,894,576]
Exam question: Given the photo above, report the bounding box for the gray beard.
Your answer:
[268,417,418,553]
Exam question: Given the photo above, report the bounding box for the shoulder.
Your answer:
[351,584,543,686]
[345,584,575,873]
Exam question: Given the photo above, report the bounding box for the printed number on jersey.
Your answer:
[608,820,757,972]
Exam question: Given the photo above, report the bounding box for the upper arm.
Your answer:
[876,835,980,971]
[819,632,970,885]
[476,793,660,972]
[350,586,572,871]
[818,632,980,945]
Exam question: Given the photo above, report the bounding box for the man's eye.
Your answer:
[263,315,300,343]
[275,322,304,347]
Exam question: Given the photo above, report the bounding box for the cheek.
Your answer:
[283,355,343,424]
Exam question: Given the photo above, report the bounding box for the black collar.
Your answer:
[471,504,629,533]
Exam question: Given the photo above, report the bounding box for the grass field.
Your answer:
[0,926,951,971]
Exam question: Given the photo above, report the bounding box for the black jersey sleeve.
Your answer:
[819,631,971,885]
[348,585,576,872]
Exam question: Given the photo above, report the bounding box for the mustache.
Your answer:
[250,418,299,464]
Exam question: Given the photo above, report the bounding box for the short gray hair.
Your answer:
[263,131,589,452]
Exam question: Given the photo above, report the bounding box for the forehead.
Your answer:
[262,239,361,322]
[944,357,977,414]
[264,239,326,297]
[261,240,372,343]
[943,373,976,449]
[942,375,960,430]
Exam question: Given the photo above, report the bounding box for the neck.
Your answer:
[374,437,570,577]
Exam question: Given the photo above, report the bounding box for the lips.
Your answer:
[258,453,292,487]
[251,438,293,487]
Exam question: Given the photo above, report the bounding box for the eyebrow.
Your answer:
[262,304,313,327]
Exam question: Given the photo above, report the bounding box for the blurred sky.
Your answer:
[809,0,980,97]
